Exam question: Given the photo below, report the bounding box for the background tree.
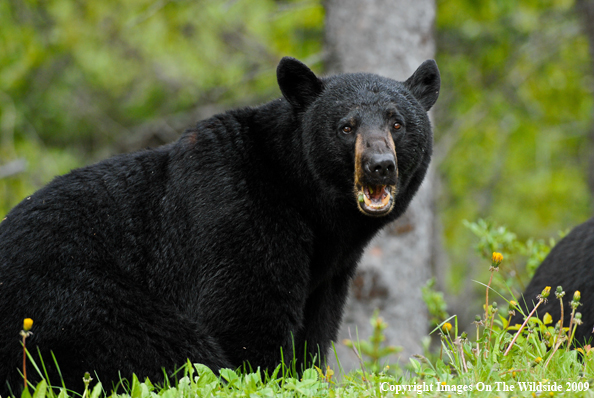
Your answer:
[325,0,438,369]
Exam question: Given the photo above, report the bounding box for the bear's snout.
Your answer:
[365,152,397,184]
[360,134,398,186]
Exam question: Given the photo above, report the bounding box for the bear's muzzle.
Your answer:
[354,132,398,216]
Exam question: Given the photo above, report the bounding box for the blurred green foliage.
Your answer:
[342,310,402,374]
[0,0,323,215]
[435,0,593,291]
[1,0,592,299]
[463,218,563,296]
[422,278,450,328]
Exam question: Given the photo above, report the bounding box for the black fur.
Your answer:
[0,57,439,393]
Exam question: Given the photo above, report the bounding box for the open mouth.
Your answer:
[356,184,395,216]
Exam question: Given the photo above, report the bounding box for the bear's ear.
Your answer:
[404,60,440,111]
[277,57,324,110]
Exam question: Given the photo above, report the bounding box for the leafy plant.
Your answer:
[464,218,560,291]
[342,310,402,374]
[422,278,450,328]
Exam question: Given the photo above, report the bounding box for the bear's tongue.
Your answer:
[363,185,390,208]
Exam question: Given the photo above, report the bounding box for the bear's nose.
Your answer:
[367,153,396,179]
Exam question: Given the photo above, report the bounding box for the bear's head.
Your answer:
[277,57,440,218]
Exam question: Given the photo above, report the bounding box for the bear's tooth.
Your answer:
[363,192,373,207]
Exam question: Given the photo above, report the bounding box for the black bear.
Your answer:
[510,217,594,345]
[0,57,440,393]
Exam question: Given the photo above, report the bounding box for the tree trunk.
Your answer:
[324,0,437,371]
[575,0,594,202]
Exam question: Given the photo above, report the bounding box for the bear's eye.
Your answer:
[393,122,402,131]
[341,125,353,134]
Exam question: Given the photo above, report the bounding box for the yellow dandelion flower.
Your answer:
[23,318,33,332]
[535,357,542,364]
[441,322,452,333]
[540,286,551,299]
[492,252,503,265]
[574,291,581,302]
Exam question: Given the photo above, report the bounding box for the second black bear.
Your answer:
[0,57,440,393]
[511,217,594,345]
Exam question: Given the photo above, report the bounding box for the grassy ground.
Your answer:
[15,284,594,398]
[16,339,594,398]
[11,222,594,397]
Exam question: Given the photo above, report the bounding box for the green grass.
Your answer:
[11,221,594,397]
[15,300,594,398]
[15,344,594,398]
